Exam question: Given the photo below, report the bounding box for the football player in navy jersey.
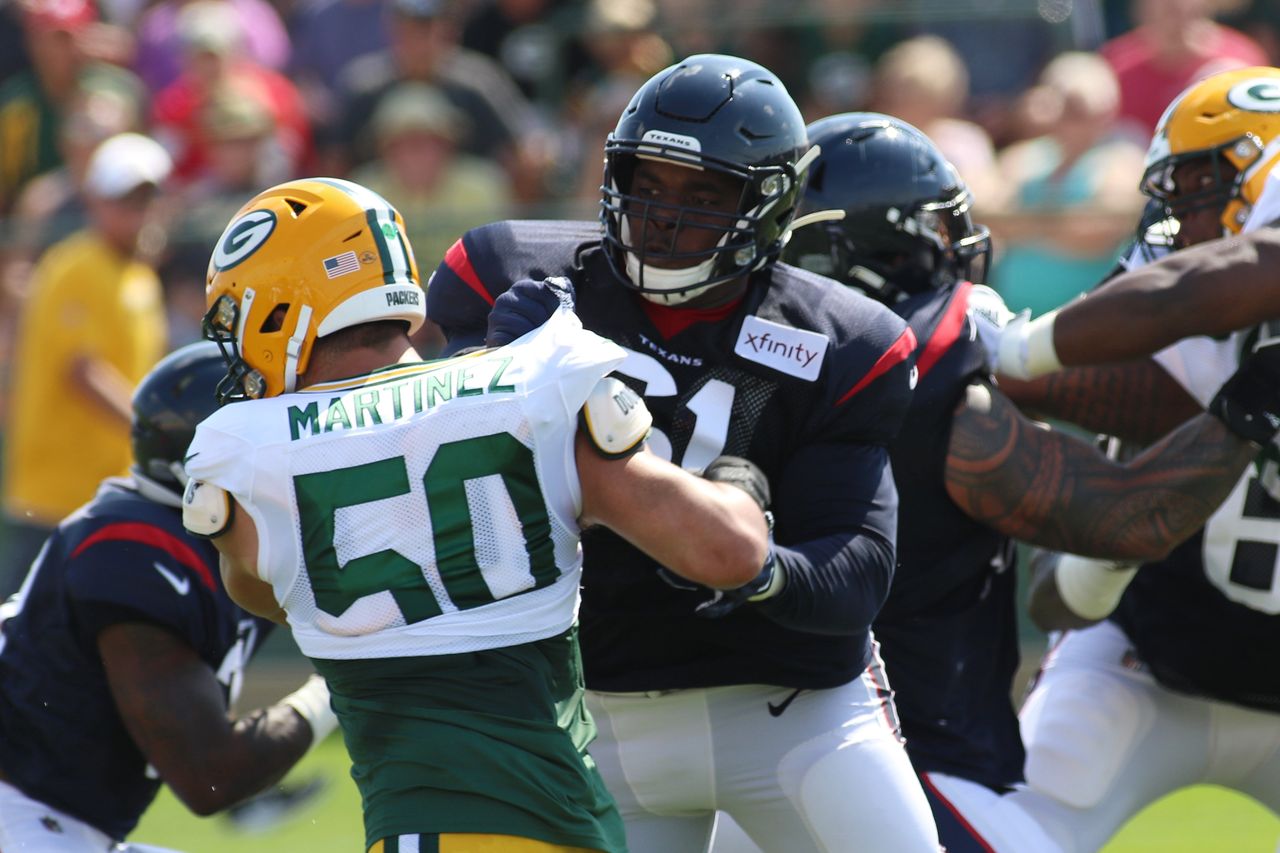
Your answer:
[428,54,944,852]
[0,343,338,852]
[773,111,1280,853]
[976,68,1280,853]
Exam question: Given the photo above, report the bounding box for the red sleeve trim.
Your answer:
[915,281,972,381]
[71,522,216,592]
[443,238,495,308]
[835,327,918,406]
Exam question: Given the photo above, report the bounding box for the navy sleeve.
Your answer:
[757,441,898,635]
[427,236,499,354]
[63,522,216,650]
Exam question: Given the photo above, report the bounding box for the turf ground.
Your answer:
[132,732,1279,852]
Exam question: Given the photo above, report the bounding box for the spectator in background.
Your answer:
[327,0,547,201]
[5,87,141,287]
[460,0,587,106]
[150,0,310,185]
[164,81,285,346]
[563,0,671,210]
[285,0,390,132]
[133,0,291,93]
[0,132,171,597]
[0,0,144,214]
[867,35,997,198]
[1100,0,1265,138]
[984,51,1146,317]
[350,82,513,354]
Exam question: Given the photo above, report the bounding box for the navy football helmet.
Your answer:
[131,342,226,496]
[782,113,990,304]
[601,54,812,305]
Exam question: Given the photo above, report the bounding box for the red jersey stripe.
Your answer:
[835,326,918,406]
[71,522,216,592]
[443,239,495,308]
[915,281,972,381]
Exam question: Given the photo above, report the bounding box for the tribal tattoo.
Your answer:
[997,359,1202,445]
[945,381,1256,560]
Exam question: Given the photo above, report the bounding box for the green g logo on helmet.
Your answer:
[213,209,277,271]
[1227,79,1280,113]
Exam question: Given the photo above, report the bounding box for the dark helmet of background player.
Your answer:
[131,341,226,496]
[601,53,813,305]
[782,112,991,304]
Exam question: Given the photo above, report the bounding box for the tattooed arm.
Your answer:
[944,380,1255,560]
[997,358,1202,444]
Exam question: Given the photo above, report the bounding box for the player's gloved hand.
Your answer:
[1210,324,1280,446]
[655,455,784,617]
[966,283,1014,373]
[485,276,576,347]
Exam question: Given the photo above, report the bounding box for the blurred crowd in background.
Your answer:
[1,0,1279,571]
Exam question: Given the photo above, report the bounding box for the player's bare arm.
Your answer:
[98,620,313,815]
[945,380,1256,560]
[575,431,769,590]
[1000,359,1202,444]
[208,500,287,624]
[1051,229,1280,368]
[995,229,1280,380]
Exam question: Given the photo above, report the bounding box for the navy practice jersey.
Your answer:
[0,479,271,840]
[428,220,916,691]
[869,282,1025,790]
[1112,497,1280,714]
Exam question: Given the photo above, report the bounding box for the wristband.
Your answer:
[280,674,339,746]
[1054,554,1139,621]
[997,308,1063,380]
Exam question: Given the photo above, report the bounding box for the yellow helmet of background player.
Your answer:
[1141,66,1280,237]
[203,178,425,403]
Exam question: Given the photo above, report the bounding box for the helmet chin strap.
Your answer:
[283,304,314,393]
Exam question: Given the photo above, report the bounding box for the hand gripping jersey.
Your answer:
[184,308,625,660]
[429,220,917,692]
[0,480,268,840]
[871,281,1025,790]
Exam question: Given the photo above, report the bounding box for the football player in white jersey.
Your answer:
[988,67,1280,852]
[180,177,775,853]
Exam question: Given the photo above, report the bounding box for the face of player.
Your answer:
[625,158,746,271]
[1168,156,1237,248]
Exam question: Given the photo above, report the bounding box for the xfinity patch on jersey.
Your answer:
[734,315,828,381]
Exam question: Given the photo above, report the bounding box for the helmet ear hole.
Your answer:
[260,303,290,334]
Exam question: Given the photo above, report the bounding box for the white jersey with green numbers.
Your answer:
[185,308,626,660]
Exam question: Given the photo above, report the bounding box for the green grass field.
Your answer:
[131,733,1280,852]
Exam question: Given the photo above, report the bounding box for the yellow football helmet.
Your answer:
[203,178,425,403]
[1141,66,1280,237]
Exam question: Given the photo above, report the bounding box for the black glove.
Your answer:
[1210,326,1280,446]
[701,455,771,511]
[485,276,576,348]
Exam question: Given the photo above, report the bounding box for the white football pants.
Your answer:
[1009,620,1280,853]
[585,662,941,853]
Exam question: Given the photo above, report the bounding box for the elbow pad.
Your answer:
[579,377,651,458]
[182,479,233,539]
